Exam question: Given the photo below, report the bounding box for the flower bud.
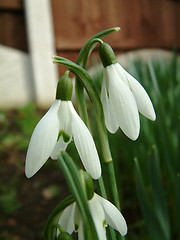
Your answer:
[79,170,94,200]
[56,72,73,101]
[99,43,117,67]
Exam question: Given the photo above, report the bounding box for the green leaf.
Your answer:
[44,195,74,240]
[134,158,168,240]
[147,146,170,239]
[57,151,99,240]
[175,127,180,240]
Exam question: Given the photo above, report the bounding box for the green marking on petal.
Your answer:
[103,219,107,227]
[75,224,78,232]
[58,130,70,143]
[63,132,70,143]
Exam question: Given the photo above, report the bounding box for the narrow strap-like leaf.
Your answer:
[44,195,74,240]
[175,127,180,240]
[57,151,99,240]
[147,145,170,239]
[134,158,167,240]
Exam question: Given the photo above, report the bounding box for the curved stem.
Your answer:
[75,38,104,129]
[81,38,104,69]
[76,27,120,66]
[75,28,120,127]
[44,195,74,240]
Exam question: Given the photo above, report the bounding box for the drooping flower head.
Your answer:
[25,72,101,179]
[99,43,156,140]
[57,193,127,240]
[57,170,127,240]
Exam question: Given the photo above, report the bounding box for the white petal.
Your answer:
[58,101,72,139]
[73,204,81,227]
[113,63,129,86]
[74,205,84,239]
[58,202,76,234]
[106,65,140,140]
[78,220,84,240]
[69,102,101,179]
[25,100,60,178]
[96,193,128,236]
[115,63,156,121]
[101,76,119,133]
[88,194,107,240]
[50,136,70,160]
[51,101,73,160]
[124,71,156,120]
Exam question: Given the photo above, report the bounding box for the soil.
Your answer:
[0,147,70,240]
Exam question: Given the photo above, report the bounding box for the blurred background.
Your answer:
[0,0,179,239]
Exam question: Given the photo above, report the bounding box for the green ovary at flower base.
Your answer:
[57,192,127,240]
[99,43,156,140]
[25,72,101,180]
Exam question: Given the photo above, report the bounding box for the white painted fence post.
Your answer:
[24,0,58,108]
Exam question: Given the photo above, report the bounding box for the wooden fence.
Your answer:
[0,0,179,108]
[0,0,179,53]
[52,0,180,51]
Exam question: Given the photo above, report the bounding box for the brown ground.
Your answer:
[0,149,69,240]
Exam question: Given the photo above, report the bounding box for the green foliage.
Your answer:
[0,189,21,213]
[91,50,179,240]
[15,102,41,136]
[117,52,179,240]
[0,103,41,214]
[0,102,41,152]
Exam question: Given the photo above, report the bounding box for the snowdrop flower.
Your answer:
[99,43,156,140]
[25,73,101,179]
[57,193,127,240]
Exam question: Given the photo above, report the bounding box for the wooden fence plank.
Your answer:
[51,0,180,50]
[0,11,28,52]
[0,0,22,9]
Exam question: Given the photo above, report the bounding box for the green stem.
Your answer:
[105,161,120,210]
[75,38,104,129]
[75,77,91,129]
[75,28,120,128]
[97,176,107,199]
[76,27,120,66]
